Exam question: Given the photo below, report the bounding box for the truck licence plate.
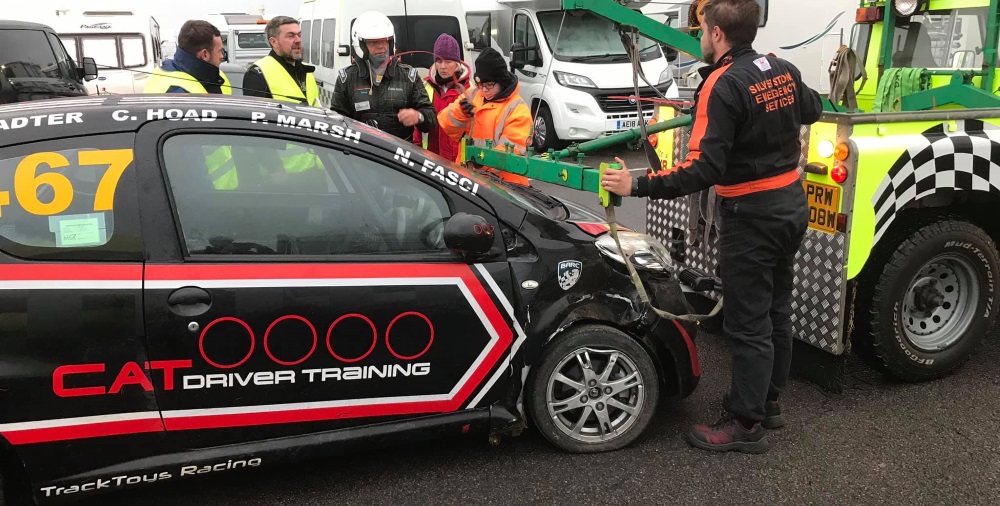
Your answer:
[803,180,840,234]
[608,119,641,131]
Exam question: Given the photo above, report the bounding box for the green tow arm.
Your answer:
[460,0,704,201]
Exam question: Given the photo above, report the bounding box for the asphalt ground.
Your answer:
[87,147,1000,506]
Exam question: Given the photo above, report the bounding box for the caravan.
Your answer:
[45,10,163,95]
[463,0,680,151]
[675,0,858,95]
[298,0,472,108]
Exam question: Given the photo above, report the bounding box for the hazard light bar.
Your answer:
[856,6,884,23]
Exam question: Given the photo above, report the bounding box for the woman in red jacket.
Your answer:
[415,34,470,161]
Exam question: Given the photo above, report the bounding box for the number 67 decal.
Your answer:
[0,149,133,218]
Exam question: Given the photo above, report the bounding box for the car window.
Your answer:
[0,29,69,80]
[301,20,312,64]
[311,19,322,64]
[467,13,491,50]
[0,134,141,260]
[321,19,336,68]
[161,134,452,257]
[47,32,78,80]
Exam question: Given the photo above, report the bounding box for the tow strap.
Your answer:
[872,67,928,112]
[828,45,867,110]
[605,27,724,324]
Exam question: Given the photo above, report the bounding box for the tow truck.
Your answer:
[464,0,1000,388]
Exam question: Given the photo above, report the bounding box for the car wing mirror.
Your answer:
[443,212,496,260]
[81,57,99,81]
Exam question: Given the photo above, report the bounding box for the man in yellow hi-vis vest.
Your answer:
[243,16,319,107]
[145,20,236,190]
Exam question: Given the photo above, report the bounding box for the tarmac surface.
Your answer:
[87,148,1000,506]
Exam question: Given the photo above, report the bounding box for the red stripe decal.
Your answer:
[3,418,164,445]
[0,264,141,281]
[144,263,475,281]
[672,320,701,377]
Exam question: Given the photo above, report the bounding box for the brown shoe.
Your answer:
[685,414,768,454]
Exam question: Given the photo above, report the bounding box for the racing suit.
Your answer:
[331,58,437,143]
[633,46,823,423]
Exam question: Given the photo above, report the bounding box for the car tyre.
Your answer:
[856,219,999,381]
[530,105,562,152]
[528,325,659,453]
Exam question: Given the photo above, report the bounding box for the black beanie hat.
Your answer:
[474,48,515,87]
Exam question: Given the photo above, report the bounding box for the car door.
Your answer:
[136,121,516,449]
[0,133,167,490]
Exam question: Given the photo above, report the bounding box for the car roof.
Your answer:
[0,20,55,31]
[0,94,524,217]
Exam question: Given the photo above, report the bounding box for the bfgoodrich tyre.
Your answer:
[860,219,999,381]
[528,325,659,453]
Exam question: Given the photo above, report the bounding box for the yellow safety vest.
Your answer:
[254,55,320,107]
[204,145,238,190]
[143,67,233,94]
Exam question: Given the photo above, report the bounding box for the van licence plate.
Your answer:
[803,180,841,235]
[608,119,641,131]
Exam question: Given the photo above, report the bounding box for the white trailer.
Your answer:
[298,0,473,108]
[462,0,680,151]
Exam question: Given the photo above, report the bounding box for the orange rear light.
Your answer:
[856,6,884,23]
[834,142,850,161]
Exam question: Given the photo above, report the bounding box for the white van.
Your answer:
[463,0,679,151]
[674,0,857,95]
[46,10,162,95]
[298,0,473,108]
[206,13,271,69]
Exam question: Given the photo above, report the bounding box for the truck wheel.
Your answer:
[530,105,561,151]
[528,325,659,453]
[861,219,999,381]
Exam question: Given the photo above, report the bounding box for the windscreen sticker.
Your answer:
[50,213,107,247]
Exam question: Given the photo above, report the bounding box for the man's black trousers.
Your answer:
[718,180,808,422]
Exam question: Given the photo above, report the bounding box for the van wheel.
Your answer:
[858,219,999,381]
[528,325,659,453]
[531,105,561,151]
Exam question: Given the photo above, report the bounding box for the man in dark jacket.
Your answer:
[144,20,229,94]
[243,16,319,106]
[331,10,436,142]
[603,0,823,454]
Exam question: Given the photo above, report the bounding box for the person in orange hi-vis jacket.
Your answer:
[437,47,532,186]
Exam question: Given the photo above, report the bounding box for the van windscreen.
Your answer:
[0,29,71,80]
[238,32,270,49]
[537,10,661,63]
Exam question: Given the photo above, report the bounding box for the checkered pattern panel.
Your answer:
[648,123,846,354]
[872,119,1000,245]
[318,86,335,109]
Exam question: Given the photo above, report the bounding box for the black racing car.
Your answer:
[0,95,698,504]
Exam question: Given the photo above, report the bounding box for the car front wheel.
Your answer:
[528,325,659,453]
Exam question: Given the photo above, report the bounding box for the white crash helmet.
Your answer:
[352,11,395,60]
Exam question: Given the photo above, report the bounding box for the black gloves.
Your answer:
[460,97,474,116]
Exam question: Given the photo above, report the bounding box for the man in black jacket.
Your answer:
[603,0,823,454]
[243,16,319,106]
[331,11,436,143]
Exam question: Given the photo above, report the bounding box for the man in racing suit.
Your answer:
[603,0,823,454]
[331,11,437,143]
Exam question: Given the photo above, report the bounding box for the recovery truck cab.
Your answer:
[651,0,1000,385]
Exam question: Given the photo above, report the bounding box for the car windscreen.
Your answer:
[237,31,269,49]
[0,28,73,80]
[537,10,661,63]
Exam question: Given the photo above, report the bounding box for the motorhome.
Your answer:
[463,0,680,151]
[674,0,857,95]
[41,9,163,95]
[298,0,473,108]
[207,13,271,68]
